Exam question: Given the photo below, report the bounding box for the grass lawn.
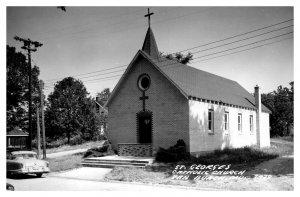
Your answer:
[104,139,293,190]
[46,153,84,172]
[45,140,105,154]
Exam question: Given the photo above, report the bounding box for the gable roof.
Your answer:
[144,53,271,113]
[105,27,271,114]
[7,128,29,136]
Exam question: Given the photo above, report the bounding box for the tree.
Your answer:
[46,77,100,143]
[6,45,41,132]
[162,52,193,65]
[96,88,111,100]
[261,82,294,137]
[95,88,110,138]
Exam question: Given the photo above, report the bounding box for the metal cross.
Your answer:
[139,91,149,111]
[144,8,154,27]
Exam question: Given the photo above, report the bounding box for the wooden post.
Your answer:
[14,36,42,150]
[36,108,41,159]
[40,80,47,159]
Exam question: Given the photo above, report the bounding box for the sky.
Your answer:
[6,6,294,98]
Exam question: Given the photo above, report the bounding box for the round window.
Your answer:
[137,74,151,91]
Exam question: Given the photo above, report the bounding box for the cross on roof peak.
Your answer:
[144,8,154,27]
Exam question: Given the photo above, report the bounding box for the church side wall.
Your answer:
[107,56,189,154]
[259,112,270,147]
[189,100,257,155]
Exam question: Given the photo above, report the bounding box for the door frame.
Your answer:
[136,110,153,144]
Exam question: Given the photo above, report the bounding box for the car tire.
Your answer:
[36,173,43,178]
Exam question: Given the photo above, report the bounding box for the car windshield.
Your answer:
[12,153,37,159]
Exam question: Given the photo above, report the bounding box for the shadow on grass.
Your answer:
[148,146,280,175]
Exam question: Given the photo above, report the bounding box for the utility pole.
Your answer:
[14,36,43,150]
[40,80,47,159]
[36,107,41,158]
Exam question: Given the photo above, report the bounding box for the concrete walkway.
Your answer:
[85,155,154,163]
[46,148,88,159]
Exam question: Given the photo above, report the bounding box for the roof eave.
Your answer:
[105,50,189,107]
[139,50,189,99]
[104,50,144,107]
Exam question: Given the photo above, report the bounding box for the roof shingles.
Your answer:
[143,52,271,113]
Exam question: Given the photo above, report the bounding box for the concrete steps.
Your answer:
[81,155,154,168]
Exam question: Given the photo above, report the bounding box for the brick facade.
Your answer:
[107,55,189,154]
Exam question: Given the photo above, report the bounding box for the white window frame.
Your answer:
[224,112,229,134]
[250,115,254,134]
[238,113,242,134]
[208,109,214,134]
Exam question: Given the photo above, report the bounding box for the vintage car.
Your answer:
[7,150,50,177]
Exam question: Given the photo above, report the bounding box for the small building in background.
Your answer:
[7,127,29,150]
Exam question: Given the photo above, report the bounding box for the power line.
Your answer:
[176,18,293,54]
[44,34,292,89]
[42,19,293,87]
[43,18,292,82]
[44,64,127,82]
[191,36,293,64]
[43,18,292,81]
[191,25,292,54]
[43,30,293,86]
[192,31,293,59]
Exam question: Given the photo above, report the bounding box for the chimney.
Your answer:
[254,85,261,147]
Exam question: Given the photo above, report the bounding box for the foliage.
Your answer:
[83,140,115,158]
[96,88,111,100]
[261,82,294,137]
[6,45,41,132]
[45,140,105,154]
[95,88,110,138]
[161,52,193,65]
[190,146,278,165]
[155,140,190,162]
[45,77,101,144]
[155,140,278,165]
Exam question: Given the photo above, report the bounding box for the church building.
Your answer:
[104,10,271,157]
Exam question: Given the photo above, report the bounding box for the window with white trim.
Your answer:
[250,115,254,134]
[208,109,214,134]
[224,112,229,133]
[238,113,242,133]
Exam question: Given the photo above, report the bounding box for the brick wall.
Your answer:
[118,143,152,157]
[107,55,189,154]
